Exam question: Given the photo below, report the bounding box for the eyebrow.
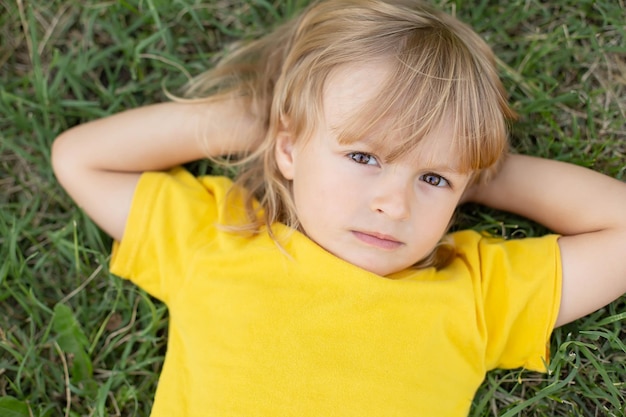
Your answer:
[420,164,467,174]
[405,154,470,176]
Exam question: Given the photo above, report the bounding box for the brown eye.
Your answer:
[348,152,378,165]
[420,173,449,187]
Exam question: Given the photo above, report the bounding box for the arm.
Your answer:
[465,154,626,327]
[52,98,260,241]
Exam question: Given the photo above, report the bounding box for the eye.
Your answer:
[348,152,379,166]
[420,173,449,188]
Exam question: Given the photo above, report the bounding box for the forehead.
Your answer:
[322,60,392,130]
[321,61,464,172]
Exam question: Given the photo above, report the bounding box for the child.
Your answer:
[51,0,626,415]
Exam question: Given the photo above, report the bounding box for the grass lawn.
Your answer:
[1,0,624,415]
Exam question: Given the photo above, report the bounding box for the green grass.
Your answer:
[1,0,624,416]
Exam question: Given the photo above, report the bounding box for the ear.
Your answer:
[274,119,296,180]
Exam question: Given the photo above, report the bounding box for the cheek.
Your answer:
[423,200,458,236]
[292,172,359,232]
[293,154,345,201]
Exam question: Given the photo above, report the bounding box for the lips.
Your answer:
[352,230,404,250]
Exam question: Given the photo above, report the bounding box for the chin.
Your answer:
[359,261,397,277]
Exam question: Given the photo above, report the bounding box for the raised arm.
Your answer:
[52,98,260,241]
[465,154,626,327]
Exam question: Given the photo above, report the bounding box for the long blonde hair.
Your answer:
[180,0,516,269]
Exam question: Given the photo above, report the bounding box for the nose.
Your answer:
[370,173,411,221]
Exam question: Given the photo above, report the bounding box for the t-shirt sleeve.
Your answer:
[110,168,231,304]
[456,231,562,373]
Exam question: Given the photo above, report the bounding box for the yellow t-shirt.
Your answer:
[110,167,562,417]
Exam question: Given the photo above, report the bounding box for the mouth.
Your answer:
[351,230,404,250]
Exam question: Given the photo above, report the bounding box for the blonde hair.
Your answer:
[180,0,516,269]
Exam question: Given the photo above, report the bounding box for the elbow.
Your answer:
[51,129,86,196]
[51,132,72,189]
[50,133,65,175]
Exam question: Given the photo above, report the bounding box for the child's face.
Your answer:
[276,61,472,276]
